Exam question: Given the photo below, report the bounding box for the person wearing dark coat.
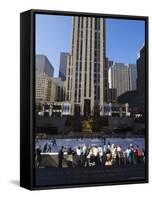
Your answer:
[58,146,64,168]
[36,147,41,167]
[67,147,74,167]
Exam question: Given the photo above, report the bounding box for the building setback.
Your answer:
[59,52,69,81]
[66,16,106,116]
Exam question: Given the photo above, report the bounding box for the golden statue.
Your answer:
[82,118,93,133]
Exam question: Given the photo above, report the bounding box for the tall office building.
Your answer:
[118,45,145,115]
[137,45,145,96]
[35,66,51,103]
[36,70,65,104]
[66,16,106,116]
[108,88,117,103]
[35,55,54,104]
[105,58,114,102]
[59,52,69,81]
[36,54,54,77]
[136,44,145,113]
[108,63,131,97]
[128,64,137,91]
[50,77,66,101]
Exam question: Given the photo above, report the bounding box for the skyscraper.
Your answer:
[108,63,131,97]
[118,45,145,115]
[108,62,137,99]
[35,66,51,103]
[136,44,145,113]
[66,16,106,116]
[35,55,54,104]
[59,52,69,81]
[137,45,145,97]
[36,54,54,77]
[128,64,137,91]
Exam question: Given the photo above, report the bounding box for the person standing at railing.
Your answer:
[58,146,64,168]
[36,146,42,168]
[67,147,75,167]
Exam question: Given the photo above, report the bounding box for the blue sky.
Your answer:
[106,18,145,63]
[36,14,145,77]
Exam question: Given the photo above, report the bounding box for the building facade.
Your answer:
[36,54,54,77]
[59,52,69,81]
[137,45,145,97]
[35,67,51,104]
[66,16,106,116]
[108,88,117,103]
[136,45,145,114]
[50,77,66,102]
[108,62,136,98]
[36,71,65,104]
[35,55,55,105]
[128,64,137,91]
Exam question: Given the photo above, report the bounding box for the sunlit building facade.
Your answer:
[66,16,106,116]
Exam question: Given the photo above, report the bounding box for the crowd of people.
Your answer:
[58,142,145,168]
[35,139,145,168]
